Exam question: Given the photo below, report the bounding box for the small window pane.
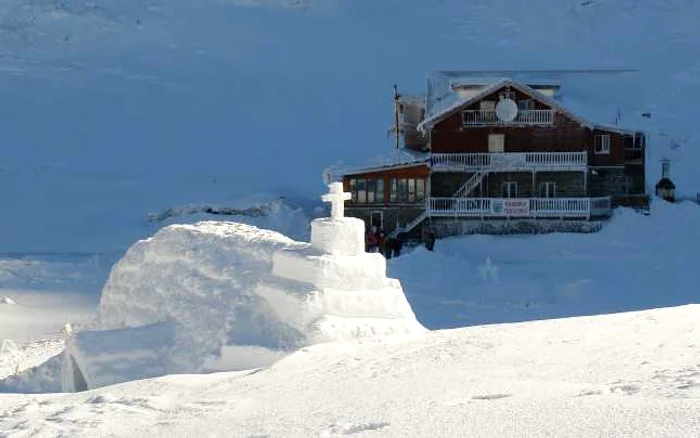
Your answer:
[398,179,408,202]
[367,179,376,203]
[357,179,367,203]
[390,178,397,202]
[376,179,385,203]
[408,179,416,202]
[416,179,425,201]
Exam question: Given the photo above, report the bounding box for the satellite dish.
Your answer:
[495,99,518,122]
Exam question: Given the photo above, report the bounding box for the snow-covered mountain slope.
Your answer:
[1,0,698,252]
[1,304,699,437]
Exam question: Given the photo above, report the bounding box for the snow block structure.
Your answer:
[258,216,423,343]
[61,184,424,391]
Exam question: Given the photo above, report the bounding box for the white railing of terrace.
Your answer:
[461,109,555,125]
[427,197,612,218]
[431,151,587,171]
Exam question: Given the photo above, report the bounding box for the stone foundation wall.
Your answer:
[431,219,604,238]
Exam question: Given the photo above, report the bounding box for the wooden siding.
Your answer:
[429,84,637,171]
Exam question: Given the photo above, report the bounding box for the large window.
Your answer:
[538,181,556,198]
[347,178,384,204]
[595,134,611,155]
[390,178,426,203]
[501,181,518,198]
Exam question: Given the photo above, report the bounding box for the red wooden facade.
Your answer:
[339,77,647,236]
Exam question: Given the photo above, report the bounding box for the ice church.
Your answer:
[62,183,425,392]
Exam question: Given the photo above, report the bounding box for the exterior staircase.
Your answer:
[390,211,428,237]
[391,172,487,237]
[452,171,486,197]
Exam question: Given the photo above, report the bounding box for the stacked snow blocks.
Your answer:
[257,217,425,343]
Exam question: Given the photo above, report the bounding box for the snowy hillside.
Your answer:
[1,0,699,252]
[2,304,699,436]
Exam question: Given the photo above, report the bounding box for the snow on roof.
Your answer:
[325,149,429,180]
[451,76,560,88]
[418,77,640,134]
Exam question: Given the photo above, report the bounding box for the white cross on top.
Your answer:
[322,182,351,219]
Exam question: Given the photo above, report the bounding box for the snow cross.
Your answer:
[322,182,351,219]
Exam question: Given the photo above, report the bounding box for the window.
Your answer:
[389,178,425,203]
[480,100,496,111]
[356,179,367,203]
[408,179,416,202]
[518,99,535,110]
[595,134,611,155]
[538,181,556,198]
[367,179,376,203]
[398,179,408,202]
[501,181,518,198]
[488,134,505,153]
[376,179,385,203]
[348,178,385,204]
[416,179,425,201]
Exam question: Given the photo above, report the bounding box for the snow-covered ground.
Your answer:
[1,0,700,434]
[390,201,700,329]
[1,304,699,437]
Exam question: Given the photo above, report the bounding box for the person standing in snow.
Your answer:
[367,226,378,252]
[422,227,436,251]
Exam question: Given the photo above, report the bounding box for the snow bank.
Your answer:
[95,221,307,375]
[61,216,423,391]
[0,297,16,305]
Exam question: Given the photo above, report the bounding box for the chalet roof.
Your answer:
[451,77,560,89]
[417,78,638,135]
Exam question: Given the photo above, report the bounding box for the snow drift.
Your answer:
[60,217,423,391]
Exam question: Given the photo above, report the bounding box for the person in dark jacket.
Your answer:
[392,233,405,257]
[423,228,436,251]
[382,237,393,259]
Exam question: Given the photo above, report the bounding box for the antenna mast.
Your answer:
[393,84,401,150]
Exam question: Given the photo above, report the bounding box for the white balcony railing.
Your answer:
[431,152,587,171]
[427,197,612,218]
[462,109,555,125]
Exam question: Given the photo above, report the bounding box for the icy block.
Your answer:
[256,275,415,331]
[310,217,365,256]
[272,248,386,290]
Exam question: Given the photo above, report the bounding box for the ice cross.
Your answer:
[322,182,351,219]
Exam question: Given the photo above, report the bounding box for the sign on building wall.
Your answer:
[492,199,530,216]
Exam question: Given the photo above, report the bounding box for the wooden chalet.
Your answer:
[333,73,648,237]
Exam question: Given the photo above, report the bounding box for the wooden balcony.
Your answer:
[461,109,554,126]
[427,197,612,219]
[431,152,587,172]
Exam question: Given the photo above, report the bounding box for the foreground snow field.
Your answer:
[391,201,700,329]
[1,304,699,437]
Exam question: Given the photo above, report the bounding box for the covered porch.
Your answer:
[431,152,587,172]
[427,197,612,219]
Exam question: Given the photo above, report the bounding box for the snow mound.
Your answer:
[0,297,17,305]
[62,215,423,391]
